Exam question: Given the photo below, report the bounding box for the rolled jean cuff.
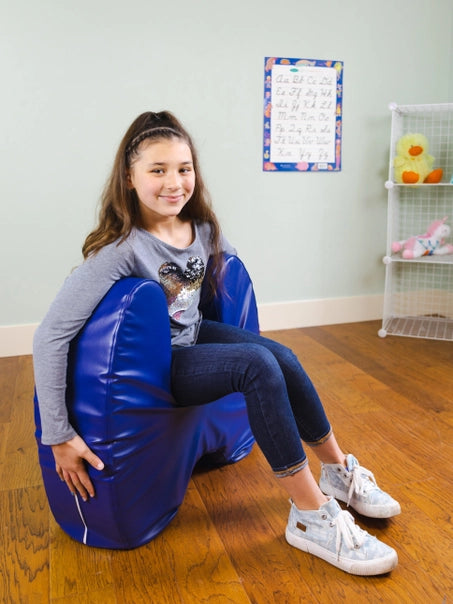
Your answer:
[305,427,332,447]
[273,458,308,478]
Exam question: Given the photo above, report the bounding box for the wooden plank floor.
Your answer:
[1,321,452,603]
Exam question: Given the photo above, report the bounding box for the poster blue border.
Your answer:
[263,57,344,172]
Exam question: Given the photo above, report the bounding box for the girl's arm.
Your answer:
[33,240,134,497]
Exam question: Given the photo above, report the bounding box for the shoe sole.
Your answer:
[319,482,401,519]
[285,528,398,576]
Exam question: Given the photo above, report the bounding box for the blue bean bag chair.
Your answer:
[34,254,258,549]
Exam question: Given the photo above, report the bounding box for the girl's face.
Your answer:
[128,138,196,224]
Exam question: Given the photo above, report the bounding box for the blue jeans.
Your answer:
[171,320,332,477]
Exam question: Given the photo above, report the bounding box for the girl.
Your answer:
[33,111,400,576]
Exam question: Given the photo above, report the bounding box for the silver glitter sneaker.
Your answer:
[285,498,398,576]
[319,454,401,518]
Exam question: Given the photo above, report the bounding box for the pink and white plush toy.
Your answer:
[391,217,453,259]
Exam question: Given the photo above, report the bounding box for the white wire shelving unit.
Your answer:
[379,102,453,341]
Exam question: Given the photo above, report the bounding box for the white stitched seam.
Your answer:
[74,494,88,545]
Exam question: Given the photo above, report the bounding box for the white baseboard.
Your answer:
[258,294,384,332]
[0,323,38,358]
[0,294,384,357]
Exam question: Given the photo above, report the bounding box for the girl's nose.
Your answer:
[164,171,181,189]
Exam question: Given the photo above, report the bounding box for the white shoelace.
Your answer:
[347,465,378,506]
[334,509,366,556]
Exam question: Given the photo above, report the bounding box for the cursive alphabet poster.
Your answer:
[263,57,343,172]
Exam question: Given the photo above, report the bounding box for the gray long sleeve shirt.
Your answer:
[33,222,235,445]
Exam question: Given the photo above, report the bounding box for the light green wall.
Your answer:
[1,0,452,325]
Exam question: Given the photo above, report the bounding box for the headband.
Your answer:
[126,126,182,156]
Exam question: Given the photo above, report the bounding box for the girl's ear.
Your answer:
[126,170,134,190]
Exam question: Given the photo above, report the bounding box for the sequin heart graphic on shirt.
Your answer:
[158,256,205,320]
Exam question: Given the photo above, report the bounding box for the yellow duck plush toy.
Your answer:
[393,133,443,184]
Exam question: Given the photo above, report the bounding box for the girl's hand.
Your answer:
[51,435,104,501]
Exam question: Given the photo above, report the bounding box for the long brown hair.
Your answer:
[82,111,224,297]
